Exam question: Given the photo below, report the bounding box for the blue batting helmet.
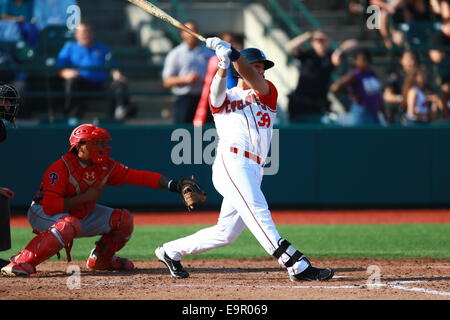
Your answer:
[231,48,274,78]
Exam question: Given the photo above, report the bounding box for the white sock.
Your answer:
[289,258,310,276]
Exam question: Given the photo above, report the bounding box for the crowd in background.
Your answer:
[1,0,450,126]
[285,0,450,126]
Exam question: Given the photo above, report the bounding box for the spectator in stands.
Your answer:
[402,67,443,124]
[402,0,433,22]
[429,18,450,117]
[0,45,28,117]
[431,0,450,20]
[1,0,39,48]
[162,21,214,124]
[442,82,450,122]
[330,49,384,125]
[285,30,359,123]
[0,45,19,85]
[192,32,243,127]
[33,0,78,31]
[369,0,405,49]
[401,0,437,48]
[347,0,375,40]
[1,0,33,22]
[383,50,420,123]
[57,21,133,125]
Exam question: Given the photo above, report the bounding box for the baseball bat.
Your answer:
[127,0,206,42]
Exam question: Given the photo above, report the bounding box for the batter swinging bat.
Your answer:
[127,0,206,42]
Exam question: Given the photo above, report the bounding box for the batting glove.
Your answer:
[216,45,231,69]
[206,37,231,51]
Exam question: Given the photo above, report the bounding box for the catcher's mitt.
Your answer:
[178,176,207,211]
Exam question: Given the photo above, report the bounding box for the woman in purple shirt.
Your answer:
[330,49,384,125]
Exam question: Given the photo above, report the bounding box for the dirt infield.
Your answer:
[9,209,450,227]
[3,210,450,301]
[0,258,449,300]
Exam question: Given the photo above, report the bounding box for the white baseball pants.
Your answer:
[162,151,308,275]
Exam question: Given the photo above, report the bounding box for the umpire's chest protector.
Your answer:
[0,195,11,251]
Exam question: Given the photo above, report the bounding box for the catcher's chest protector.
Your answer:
[0,195,11,251]
[61,153,115,195]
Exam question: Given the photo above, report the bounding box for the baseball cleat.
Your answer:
[86,248,134,271]
[155,246,189,279]
[290,265,334,282]
[1,261,35,277]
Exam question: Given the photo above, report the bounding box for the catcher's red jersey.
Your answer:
[32,153,163,219]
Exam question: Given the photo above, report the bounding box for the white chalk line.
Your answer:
[82,278,450,297]
[396,265,450,269]
[369,283,450,297]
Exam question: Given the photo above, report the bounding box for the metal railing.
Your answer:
[264,0,341,53]
[290,0,322,30]
[267,0,302,38]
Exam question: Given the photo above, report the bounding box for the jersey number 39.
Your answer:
[256,111,271,128]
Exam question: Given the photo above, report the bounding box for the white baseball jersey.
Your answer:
[210,80,278,165]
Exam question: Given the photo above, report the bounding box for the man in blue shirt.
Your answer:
[57,22,132,123]
[162,21,214,124]
[1,0,34,22]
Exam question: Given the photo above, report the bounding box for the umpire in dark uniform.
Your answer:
[0,83,19,268]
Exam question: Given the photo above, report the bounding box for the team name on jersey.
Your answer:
[222,93,273,114]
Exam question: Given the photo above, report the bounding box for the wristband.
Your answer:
[168,179,180,193]
[229,46,240,62]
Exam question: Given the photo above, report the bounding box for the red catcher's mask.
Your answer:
[69,124,112,164]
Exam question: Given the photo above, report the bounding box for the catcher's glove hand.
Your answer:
[169,176,207,211]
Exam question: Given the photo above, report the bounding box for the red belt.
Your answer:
[230,147,264,166]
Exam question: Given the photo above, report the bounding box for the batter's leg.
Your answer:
[216,153,316,277]
[155,198,246,278]
[162,198,245,260]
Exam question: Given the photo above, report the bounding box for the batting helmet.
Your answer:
[231,48,274,78]
[69,124,112,164]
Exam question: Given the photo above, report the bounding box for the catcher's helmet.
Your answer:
[231,48,274,78]
[0,84,20,123]
[69,124,112,164]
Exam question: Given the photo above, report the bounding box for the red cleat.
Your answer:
[86,249,134,271]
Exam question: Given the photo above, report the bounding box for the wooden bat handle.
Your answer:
[178,25,206,42]
[127,0,206,42]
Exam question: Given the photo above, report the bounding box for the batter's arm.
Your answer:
[232,56,270,95]
[209,46,229,107]
[209,70,227,107]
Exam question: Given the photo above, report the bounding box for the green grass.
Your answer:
[2,224,450,261]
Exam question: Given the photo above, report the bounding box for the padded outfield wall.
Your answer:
[2,124,450,210]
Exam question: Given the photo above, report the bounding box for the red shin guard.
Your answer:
[91,209,133,267]
[13,216,81,268]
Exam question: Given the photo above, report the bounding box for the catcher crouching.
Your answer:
[1,124,206,276]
